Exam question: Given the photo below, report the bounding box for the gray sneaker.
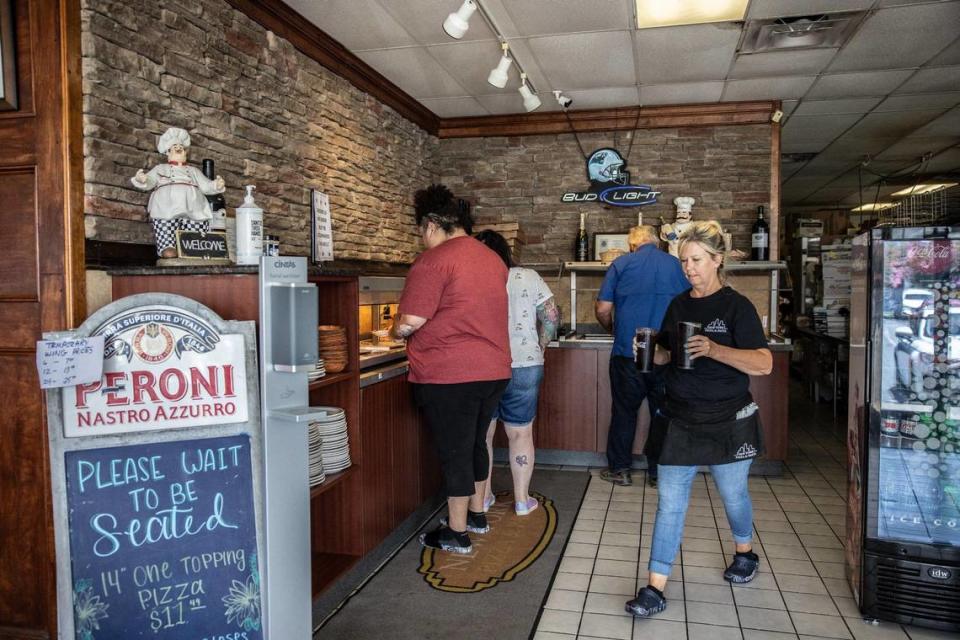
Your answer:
[599,469,632,486]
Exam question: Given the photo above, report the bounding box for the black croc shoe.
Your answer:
[625,586,667,618]
[419,525,472,554]
[440,510,489,534]
[599,469,633,486]
[724,551,760,584]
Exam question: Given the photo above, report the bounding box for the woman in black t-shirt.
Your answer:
[626,221,773,619]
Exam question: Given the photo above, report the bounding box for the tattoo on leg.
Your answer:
[515,455,528,466]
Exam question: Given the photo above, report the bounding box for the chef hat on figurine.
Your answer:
[157,127,191,154]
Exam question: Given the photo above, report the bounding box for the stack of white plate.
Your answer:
[307,358,326,382]
[314,407,350,474]
[308,422,325,486]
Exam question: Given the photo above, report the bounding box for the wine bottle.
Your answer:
[751,205,769,261]
[575,212,589,262]
[202,159,227,230]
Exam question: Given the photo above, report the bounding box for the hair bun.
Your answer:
[415,184,454,217]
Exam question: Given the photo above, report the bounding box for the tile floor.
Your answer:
[532,388,954,640]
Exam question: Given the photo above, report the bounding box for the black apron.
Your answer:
[658,393,764,466]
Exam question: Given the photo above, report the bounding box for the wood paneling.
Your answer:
[223,0,438,133]
[0,0,84,637]
[360,380,394,551]
[537,348,597,451]
[112,274,260,321]
[392,379,421,523]
[750,351,790,462]
[439,101,778,139]
[770,118,782,261]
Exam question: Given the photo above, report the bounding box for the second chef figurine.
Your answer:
[131,127,226,259]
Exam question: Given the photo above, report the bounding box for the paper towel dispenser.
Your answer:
[270,283,318,372]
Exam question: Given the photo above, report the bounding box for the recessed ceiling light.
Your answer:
[890,183,958,197]
[635,0,748,29]
[851,203,896,212]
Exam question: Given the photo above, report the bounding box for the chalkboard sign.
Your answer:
[65,435,262,639]
[176,230,230,259]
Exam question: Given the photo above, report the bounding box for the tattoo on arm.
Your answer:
[393,324,415,338]
[536,298,560,349]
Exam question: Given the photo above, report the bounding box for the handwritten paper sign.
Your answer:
[311,189,333,263]
[36,336,105,389]
[65,435,262,639]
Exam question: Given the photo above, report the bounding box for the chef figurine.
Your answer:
[659,196,695,257]
[131,127,226,259]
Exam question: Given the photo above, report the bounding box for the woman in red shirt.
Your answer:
[392,185,512,554]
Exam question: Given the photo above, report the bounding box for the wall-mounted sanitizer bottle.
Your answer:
[236,185,264,265]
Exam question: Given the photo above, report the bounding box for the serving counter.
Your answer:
[516,336,792,473]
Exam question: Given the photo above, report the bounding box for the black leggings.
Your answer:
[414,379,509,497]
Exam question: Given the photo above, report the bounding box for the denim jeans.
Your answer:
[648,459,754,576]
[606,357,665,473]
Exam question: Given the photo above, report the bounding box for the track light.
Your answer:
[443,0,477,39]
[553,90,573,109]
[519,74,541,112]
[487,43,511,88]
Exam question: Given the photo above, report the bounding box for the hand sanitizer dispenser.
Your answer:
[270,283,318,371]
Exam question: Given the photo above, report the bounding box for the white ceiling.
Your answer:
[287,0,960,210]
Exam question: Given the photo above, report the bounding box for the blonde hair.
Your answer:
[679,220,728,280]
[628,225,658,250]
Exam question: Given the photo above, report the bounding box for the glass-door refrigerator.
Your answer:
[846,226,960,632]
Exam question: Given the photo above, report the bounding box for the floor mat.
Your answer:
[316,468,589,639]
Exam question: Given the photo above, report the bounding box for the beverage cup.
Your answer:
[635,327,656,373]
[676,321,702,370]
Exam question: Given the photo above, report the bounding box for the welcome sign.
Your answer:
[46,293,265,640]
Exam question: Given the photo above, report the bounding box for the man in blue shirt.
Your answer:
[595,225,689,487]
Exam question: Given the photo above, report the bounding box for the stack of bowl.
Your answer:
[318,325,348,373]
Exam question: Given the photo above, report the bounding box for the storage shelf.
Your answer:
[312,551,361,596]
[562,260,787,273]
[310,465,358,499]
[309,370,356,390]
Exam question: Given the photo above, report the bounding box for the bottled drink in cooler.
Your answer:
[751,205,769,261]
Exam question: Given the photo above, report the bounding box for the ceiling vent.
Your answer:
[740,12,865,53]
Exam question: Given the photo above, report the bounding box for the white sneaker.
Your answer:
[515,497,539,516]
[483,494,495,512]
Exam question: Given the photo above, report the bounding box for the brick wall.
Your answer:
[81,0,437,264]
[439,126,772,264]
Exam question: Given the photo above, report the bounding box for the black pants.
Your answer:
[607,356,665,475]
[414,379,509,497]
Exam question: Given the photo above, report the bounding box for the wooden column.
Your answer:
[0,0,84,638]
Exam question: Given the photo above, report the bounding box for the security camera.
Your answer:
[771,109,783,123]
[553,90,573,109]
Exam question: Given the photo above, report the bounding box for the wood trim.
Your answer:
[61,0,85,326]
[770,114,782,261]
[438,101,778,138]
[223,0,439,133]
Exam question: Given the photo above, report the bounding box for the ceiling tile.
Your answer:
[894,65,960,94]
[418,96,488,117]
[722,76,817,101]
[286,0,416,50]
[781,99,799,116]
[562,86,640,110]
[828,3,960,72]
[376,0,498,45]
[356,48,467,98]
[730,49,838,79]
[747,0,875,20]
[843,109,948,139]
[806,69,914,98]
[928,37,960,66]
[425,41,519,95]
[783,114,863,143]
[634,23,742,83]
[498,0,631,37]
[782,140,833,154]
[875,92,960,112]
[475,92,558,115]
[874,136,957,161]
[909,106,960,138]
[924,146,960,173]
[527,31,636,90]
[638,82,723,105]
[792,97,882,116]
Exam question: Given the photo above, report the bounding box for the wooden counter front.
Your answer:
[524,345,789,464]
